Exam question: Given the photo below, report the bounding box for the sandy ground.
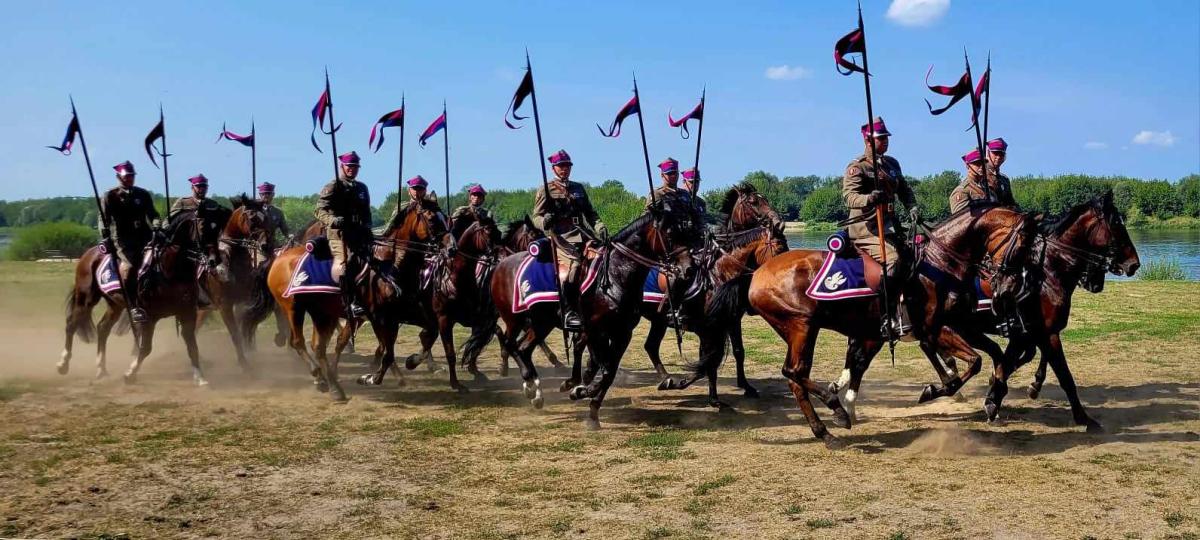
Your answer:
[0,262,1197,539]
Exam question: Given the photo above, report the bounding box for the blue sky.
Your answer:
[3,0,1197,201]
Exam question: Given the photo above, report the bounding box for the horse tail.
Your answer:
[64,289,95,344]
[460,318,497,368]
[244,261,277,330]
[686,274,752,378]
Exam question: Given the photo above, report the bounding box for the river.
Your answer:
[784,228,1200,281]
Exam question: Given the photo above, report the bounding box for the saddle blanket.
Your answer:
[96,254,122,294]
[512,252,603,313]
[643,267,666,304]
[806,251,876,301]
[283,251,340,297]
[975,277,993,312]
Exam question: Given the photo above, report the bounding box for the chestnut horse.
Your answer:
[695,206,1038,447]
[60,208,225,384]
[201,195,269,370]
[947,192,1140,431]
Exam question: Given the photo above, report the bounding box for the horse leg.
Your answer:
[439,317,467,393]
[405,327,438,371]
[968,332,1011,423]
[123,319,157,384]
[642,317,674,390]
[313,311,347,402]
[728,320,757,398]
[1026,347,1047,399]
[1042,333,1102,433]
[179,313,207,386]
[538,342,564,369]
[494,326,513,377]
[918,328,984,404]
[838,337,884,425]
[60,289,95,375]
[779,323,843,448]
[218,303,252,374]
[272,307,289,347]
[514,321,550,409]
[286,304,323,390]
[92,306,121,380]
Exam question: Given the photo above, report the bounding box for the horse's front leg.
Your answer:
[124,319,158,384]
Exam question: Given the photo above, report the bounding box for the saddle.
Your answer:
[805,231,886,301]
[304,236,333,260]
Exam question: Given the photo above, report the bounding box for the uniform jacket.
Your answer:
[842,152,916,240]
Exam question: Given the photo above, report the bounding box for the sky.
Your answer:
[2,0,1198,201]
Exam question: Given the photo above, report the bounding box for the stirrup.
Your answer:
[348,301,367,318]
[666,309,686,329]
[129,307,148,324]
[563,310,583,331]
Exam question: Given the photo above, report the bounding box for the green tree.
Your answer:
[1131,180,1182,218]
[799,185,846,223]
[911,170,960,221]
[1176,175,1200,218]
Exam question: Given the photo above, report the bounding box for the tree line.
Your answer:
[3,172,1198,233]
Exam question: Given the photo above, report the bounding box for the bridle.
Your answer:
[919,210,1035,283]
[709,226,785,276]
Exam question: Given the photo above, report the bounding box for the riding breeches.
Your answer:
[853,234,902,274]
[328,229,349,281]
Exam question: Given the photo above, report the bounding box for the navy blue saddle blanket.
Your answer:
[805,252,876,301]
[974,277,993,312]
[512,253,602,313]
[642,267,666,303]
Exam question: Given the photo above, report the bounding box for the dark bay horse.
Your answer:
[652,224,789,403]
[696,206,1038,447]
[202,195,269,371]
[948,192,1140,431]
[641,183,783,396]
[60,208,223,385]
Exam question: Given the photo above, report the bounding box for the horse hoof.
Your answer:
[742,386,760,399]
[917,384,938,404]
[1027,384,1042,400]
[56,363,69,376]
[584,418,601,431]
[531,395,544,409]
[568,386,587,401]
[96,369,109,380]
[455,385,470,394]
[356,375,375,386]
[1084,420,1105,434]
[315,380,330,393]
[657,378,675,391]
[822,434,847,450]
[123,373,136,385]
[830,408,852,430]
[332,395,350,404]
[195,378,211,388]
[273,334,286,347]
[470,371,488,383]
[984,401,1000,422]
[499,366,510,378]
[827,382,840,395]
[522,382,537,400]
[404,354,421,370]
[708,399,727,409]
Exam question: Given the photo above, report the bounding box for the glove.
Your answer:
[331,217,345,229]
[594,222,609,239]
[866,190,888,205]
[909,206,921,224]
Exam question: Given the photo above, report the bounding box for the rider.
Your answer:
[99,161,159,324]
[646,157,692,208]
[950,143,1016,213]
[389,175,449,266]
[314,151,373,317]
[170,174,227,307]
[451,184,491,227]
[532,149,607,330]
[842,116,919,338]
[256,182,290,251]
[986,138,1016,207]
[682,168,707,216]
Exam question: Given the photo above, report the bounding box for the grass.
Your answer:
[1140,257,1188,281]
[805,518,836,529]
[401,417,465,438]
[692,474,736,496]
[624,430,695,461]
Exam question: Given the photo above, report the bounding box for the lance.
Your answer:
[62,97,141,334]
[982,53,991,148]
[689,86,706,211]
[443,100,451,216]
[398,94,406,200]
[964,50,991,200]
[157,105,171,217]
[251,119,257,194]
[524,50,574,360]
[851,4,896,356]
[633,75,656,206]
[325,68,340,178]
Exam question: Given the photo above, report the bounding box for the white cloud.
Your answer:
[886,0,950,27]
[764,65,811,81]
[1083,142,1108,150]
[1131,130,1176,147]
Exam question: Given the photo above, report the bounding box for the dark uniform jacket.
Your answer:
[532,180,600,243]
[263,204,289,246]
[450,204,491,223]
[100,186,159,250]
[314,177,372,231]
[842,153,916,240]
[170,196,225,217]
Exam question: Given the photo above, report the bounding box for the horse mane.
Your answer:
[1040,194,1110,237]
[718,182,757,215]
[451,214,476,239]
[613,212,656,243]
[290,219,319,244]
[503,215,541,243]
[230,193,263,213]
[720,227,770,250]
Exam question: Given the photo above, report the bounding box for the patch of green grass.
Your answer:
[644,526,675,539]
[805,518,836,530]
[684,498,713,516]
[624,430,695,461]
[1139,257,1188,281]
[402,417,465,438]
[547,440,584,452]
[783,503,804,517]
[693,474,736,496]
[548,516,572,535]
[888,532,912,540]
[1164,510,1186,528]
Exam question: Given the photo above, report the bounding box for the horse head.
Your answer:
[927,205,1039,309]
[225,194,271,265]
[1047,190,1141,292]
[502,215,543,254]
[459,216,502,256]
[640,197,707,280]
[720,182,782,232]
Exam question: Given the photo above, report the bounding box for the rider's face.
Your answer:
[552,163,572,181]
[967,162,984,177]
[193,184,208,199]
[408,187,425,201]
[662,171,679,187]
[469,193,484,206]
[260,193,275,204]
[118,173,136,188]
[868,135,890,155]
[989,151,1006,170]
[341,163,360,179]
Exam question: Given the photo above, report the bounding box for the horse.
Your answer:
[200,194,269,371]
[640,182,784,397]
[944,192,1140,431]
[60,207,224,385]
[694,206,1039,448]
[651,224,789,404]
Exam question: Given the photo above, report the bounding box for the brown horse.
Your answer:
[200,195,269,371]
[641,183,784,395]
[695,206,1038,447]
[942,192,1140,431]
[60,208,223,384]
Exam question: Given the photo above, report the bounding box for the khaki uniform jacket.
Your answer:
[450,204,491,223]
[949,171,1016,214]
[314,177,372,230]
[99,186,159,253]
[843,152,916,241]
[532,179,600,244]
[645,185,692,208]
[170,196,225,217]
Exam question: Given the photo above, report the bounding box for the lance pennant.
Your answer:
[504,70,535,129]
[144,118,166,168]
[597,95,640,138]
[418,113,446,147]
[217,123,255,147]
[923,67,974,116]
[834,28,868,76]
[48,114,80,155]
[369,107,405,152]
[668,99,704,139]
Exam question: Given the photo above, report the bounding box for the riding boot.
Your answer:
[341,274,366,318]
[882,263,913,341]
[126,279,148,324]
[562,280,583,331]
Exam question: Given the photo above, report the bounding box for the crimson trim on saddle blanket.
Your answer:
[97,254,122,294]
[805,251,876,301]
[511,252,603,313]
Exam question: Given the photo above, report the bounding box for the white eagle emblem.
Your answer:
[824,271,847,290]
[520,279,532,296]
[101,268,113,282]
[292,271,309,288]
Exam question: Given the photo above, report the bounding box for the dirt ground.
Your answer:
[0,261,1197,539]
